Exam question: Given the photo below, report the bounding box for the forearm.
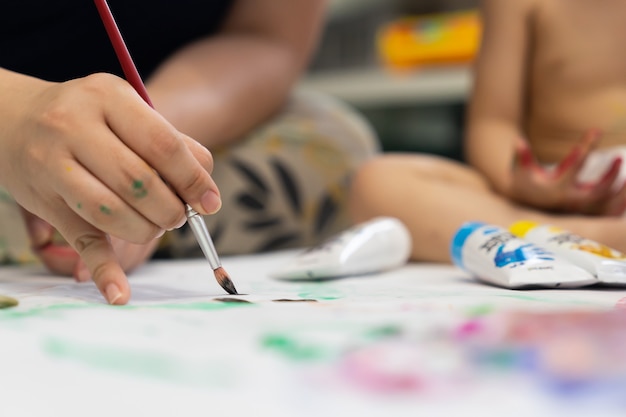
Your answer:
[0,68,51,188]
[465,118,521,196]
[145,34,303,148]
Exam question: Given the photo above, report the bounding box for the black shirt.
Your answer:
[0,1,235,82]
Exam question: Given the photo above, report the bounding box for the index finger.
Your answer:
[52,209,131,305]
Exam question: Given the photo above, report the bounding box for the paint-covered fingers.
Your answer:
[104,101,221,216]
[55,159,165,244]
[583,157,623,202]
[512,136,537,171]
[554,129,601,183]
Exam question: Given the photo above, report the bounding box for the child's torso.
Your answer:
[526,0,626,163]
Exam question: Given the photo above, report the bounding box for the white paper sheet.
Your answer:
[1,250,625,417]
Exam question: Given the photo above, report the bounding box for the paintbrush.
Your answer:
[93,0,238,295]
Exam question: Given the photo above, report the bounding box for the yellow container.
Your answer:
[377,9,481,69]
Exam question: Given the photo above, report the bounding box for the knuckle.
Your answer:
[85,197,120,224]
[149,127,182,160]
[178,165,208,197]
[38,99,74,134]
[121,166,157,200]
[194,145,213,173]
[72,231,104,255]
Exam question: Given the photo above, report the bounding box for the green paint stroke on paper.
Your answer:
[364,324,403,340]
[297,283,344,301]
[99,205,112,215]
[466,304,494,317]
[132,180,148,199]
[0,301,250,320]
[42,337,227,386]
[153,301,254,311]
[262,333,329,362]
[0,303,93,319]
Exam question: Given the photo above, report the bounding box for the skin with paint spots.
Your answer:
[132,180,148,199]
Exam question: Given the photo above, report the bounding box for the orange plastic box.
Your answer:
[378,9,482,69]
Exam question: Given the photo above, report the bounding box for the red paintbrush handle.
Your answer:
[93,0,154,107]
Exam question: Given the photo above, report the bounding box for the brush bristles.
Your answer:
[214,266,238,295]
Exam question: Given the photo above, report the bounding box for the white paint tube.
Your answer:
[510,221,626,286]
[269,217,412,280]
[450,222,597,289]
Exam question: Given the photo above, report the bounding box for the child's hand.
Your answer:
[508,130,626,215]
[22,210,160,282]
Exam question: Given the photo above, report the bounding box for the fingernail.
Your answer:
[105,283,123,305]
[201,190,222,215]
[156,229,166,238]
[175,217,187,229]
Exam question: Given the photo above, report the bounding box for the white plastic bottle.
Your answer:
[510,220,626,286]
[269,217,412,280]
[450,222,597,288]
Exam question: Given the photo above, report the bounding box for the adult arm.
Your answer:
[146,0,327,148]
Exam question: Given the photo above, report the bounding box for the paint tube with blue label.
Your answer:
[450,222,597,289]
[510,221,626,286]
[269,216,412,280]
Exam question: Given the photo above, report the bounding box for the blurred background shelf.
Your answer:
[299,66,471,108]
[298,0,478,159]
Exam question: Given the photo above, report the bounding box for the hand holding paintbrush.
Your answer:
[93,0,237,295]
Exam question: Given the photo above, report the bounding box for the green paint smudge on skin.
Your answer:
[132,180,148,199]
[261,333,327,361]
[99,205,112,215]
[77,202,82,209]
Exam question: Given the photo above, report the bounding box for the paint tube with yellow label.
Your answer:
[451,222,597,289]
[510,221,626,286]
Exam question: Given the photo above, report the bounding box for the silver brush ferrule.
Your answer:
[185,204,221,269]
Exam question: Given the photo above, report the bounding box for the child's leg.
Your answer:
[160,90,380,257]
[348,153,626,263]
